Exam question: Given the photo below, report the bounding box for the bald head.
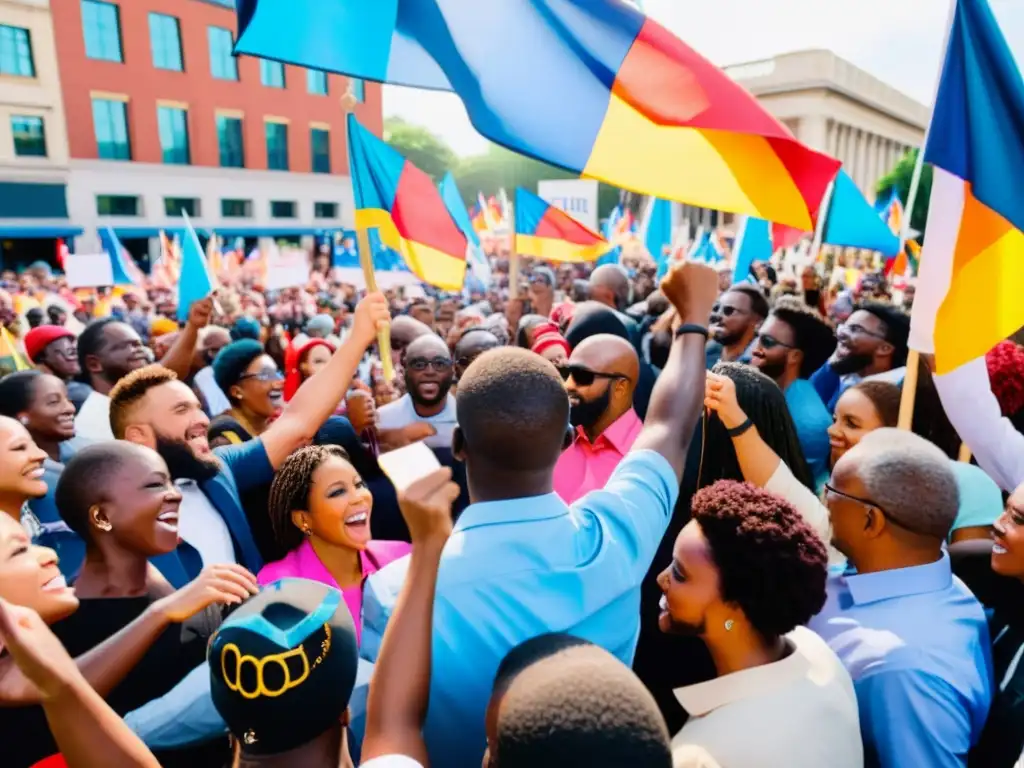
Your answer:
[391,316,433,360]
[406,333,451,361]
[589,265,631,311]
[455,328,501,380]
[570,334,639,388]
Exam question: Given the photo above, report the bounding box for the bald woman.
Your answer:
[554,333,643,503]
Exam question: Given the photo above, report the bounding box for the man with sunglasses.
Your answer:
[705,284,768,369]
[809,302,909,413]
[750,301,836,483]
[553,334,641,503]
[378,334,457,451]
[811,429,992,767]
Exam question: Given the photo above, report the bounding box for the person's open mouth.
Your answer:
[419,383,440,399]
[186,426,211,455]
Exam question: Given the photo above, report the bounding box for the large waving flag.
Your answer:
[440,172,491,290]
[909,0,1024,374]
[177,213,217,322]
[732,217,772,283]
[236,0,839,229]
[515,187,611,263]
[822,170,901,256]
[348,115,466,291]
[98,227,144,286]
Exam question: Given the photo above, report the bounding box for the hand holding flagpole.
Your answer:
[356,227,395,385]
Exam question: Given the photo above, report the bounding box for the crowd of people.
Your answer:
[0,242,1022,768]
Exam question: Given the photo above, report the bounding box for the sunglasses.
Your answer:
[558,365,628,387]
[407,357,452,372]
[239,370,284,383]
[711,305,747,318]
[754,333,795,351]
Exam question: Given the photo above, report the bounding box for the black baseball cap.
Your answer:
[208,578,358,756]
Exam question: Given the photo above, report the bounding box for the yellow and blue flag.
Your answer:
[909,0,1024,374]
[235,0,839,230]
[348,115,467,291]
[514,188,611,263]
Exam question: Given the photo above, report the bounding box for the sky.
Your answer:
[382,0,1024,156]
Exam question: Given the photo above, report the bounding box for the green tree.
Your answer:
[454,142,625,223]
[383,117,458,181]
[876,148,932,238]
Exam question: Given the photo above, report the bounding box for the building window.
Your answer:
[208,27,237,80]
[82,0,123,63]
[157,106,190,165]
[265,122,288,171]
[221,199,251,218]
[217,115,244,168]
[270,200,296,218]
[96,195,139,216]
[314,202,338,219]
[311,127,330,174]
[148,13,183,71]
[11,116,46,157]
[0,25,34,77]
[350,78,365,103]
[92,98,131,160]
[164,197,199,217]
[260,59,284,88]
[307,69,328,95]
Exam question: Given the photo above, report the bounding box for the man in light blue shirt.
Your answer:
[811,429,993,767]
[361,263,718,766]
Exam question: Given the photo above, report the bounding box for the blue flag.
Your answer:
[823,170,900,256]
[732,217,772,284]
[641,198,673,279]
[98,227,141,286]
[439,172,490,290]
[177,212,214,322]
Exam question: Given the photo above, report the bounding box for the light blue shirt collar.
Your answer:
[453,492,569,534]
[844,551,952,606]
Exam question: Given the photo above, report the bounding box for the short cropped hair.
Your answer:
[858,302,910,367]
[692,480,828,637]
[771,299,837,378]
[846,428,960,540]
[493,637,671,767]
[108,364,178,439]
[726,284,770,320]
[457,348,568,471]
[76,317,118,382]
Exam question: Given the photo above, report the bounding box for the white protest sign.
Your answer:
[65,253,113,288]
[265,247,311,290]
[537,179,599,231]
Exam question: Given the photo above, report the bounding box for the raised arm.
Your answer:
[260,292,391,469]
[159,298,212,381]
[631,262,719,480]
[361,467,459,766]
[0,599,160,768]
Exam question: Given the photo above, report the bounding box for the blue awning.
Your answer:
[0,226,83,239]
[214,227,342,237]
[110,227,204,239]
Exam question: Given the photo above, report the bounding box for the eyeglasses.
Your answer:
[711,304,747,318]
[839,322,887,341]
[407,357,452,372]
[558,365,628,387]
[239,370,284,383]
[753,333,795,351]
[822,483,924,534]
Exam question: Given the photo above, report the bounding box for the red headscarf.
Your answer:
[284,339,336,401]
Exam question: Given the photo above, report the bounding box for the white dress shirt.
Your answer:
[175,479,236,567]
[74,390,113,442]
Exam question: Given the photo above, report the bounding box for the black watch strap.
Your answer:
[726,418,754,438]
[675,323,709,339]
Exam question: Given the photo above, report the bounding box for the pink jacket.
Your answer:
[257,538,411,644]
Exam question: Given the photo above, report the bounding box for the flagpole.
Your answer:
[897,0,957,431]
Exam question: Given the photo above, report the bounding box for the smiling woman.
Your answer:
[209,339,284,447]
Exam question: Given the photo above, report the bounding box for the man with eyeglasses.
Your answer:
[810,302,910,413]
[378,334,458,451]
[553,333,641,503]
[811,428,992,767]
[705,284,768,369]
[750,300,837,483]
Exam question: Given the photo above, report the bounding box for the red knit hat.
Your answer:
[23,325,74,364]
[531,323,571,359]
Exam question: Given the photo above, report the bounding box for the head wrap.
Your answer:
[530,323,571,359]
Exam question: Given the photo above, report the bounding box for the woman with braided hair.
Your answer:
[258,444,409,643]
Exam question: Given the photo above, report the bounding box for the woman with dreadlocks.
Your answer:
[258,445,409,643]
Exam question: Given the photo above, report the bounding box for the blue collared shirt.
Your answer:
[809,552,993,767]
[360,449,679,767]
[784,378,833,487]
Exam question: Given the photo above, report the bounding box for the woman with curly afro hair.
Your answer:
[657,480,862,768]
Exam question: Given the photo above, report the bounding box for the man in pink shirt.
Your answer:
[553,333,642,503]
